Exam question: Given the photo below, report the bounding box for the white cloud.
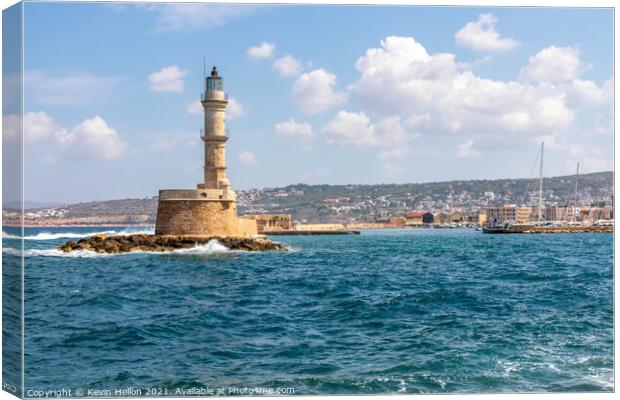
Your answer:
[273,55,302,77]
[378,148,408,160]
[3,114,21,142]
[23,111,63,143]
[148,65,187,92]
[321,111,418,150]
[519,46,583,83]
[227,98,246,120]
[322,111,377,147]
[55,116,127,160]
[456,140,481,158]
[274,118,313,138]
[4,111,65,144]
[149,137,176,152]
[187,100,202,114]
[293,69,347,114]
[187,97,245,120]
[4,112,127,160]
[146,3,256,32]
[246,41,275,60]
[350,36,585,138]
[565,144,611,172]
[351,36,457,116]
[237,150,256,166]
[564,79,606,108]
[456,55,492,70]
[24,70,123,106]
[455,13,519,52]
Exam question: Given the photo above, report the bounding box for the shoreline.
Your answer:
[59,234,288,253]
[4,223,155,228]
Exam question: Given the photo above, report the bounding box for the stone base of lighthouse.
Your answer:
[155,189,257,237]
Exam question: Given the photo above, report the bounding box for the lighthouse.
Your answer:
[198,66,232,199]
[154,66,257,237]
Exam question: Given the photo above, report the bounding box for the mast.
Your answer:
[538,141,544,224]
[572,162,580,223]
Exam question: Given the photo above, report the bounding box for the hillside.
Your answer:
[6,171,612,225]
[236,171,613,223]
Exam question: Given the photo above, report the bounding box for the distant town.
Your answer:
[3,171,613,233]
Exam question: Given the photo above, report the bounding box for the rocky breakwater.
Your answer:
[59,234,287,253]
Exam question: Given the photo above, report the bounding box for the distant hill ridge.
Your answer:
[7,171,612,224]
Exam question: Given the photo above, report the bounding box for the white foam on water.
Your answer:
[284,246,300,252]
[497,360,521,376]
[587,369,614,390]
[430,376,447,389]
[115,228,155,236]
[129,239,231,256]
[23,231,117,241]
[573,355,610,365]
[166,239,230,255]
[2,247,20,256]
[22,239,230,258]
[24,248,117,258]
[2,231,20,239]
[3,227,156,241]
[543,363,561,373]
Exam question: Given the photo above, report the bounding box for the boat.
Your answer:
[482,223,512,234]
[482,146,610,234]
[483,142,545,234]
[482,222,533,234]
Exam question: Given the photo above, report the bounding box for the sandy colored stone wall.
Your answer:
[237,217,259,237]
[155,200,257,237]
[294,223,346,231]
[346,223,393,229]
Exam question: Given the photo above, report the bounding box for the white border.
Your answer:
[0,2,616,400]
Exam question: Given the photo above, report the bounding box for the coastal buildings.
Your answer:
[244,214,293,233]
[155,67,257,237]
[485,205,532,224]
[405,211,424,226]
[3,173,612,228]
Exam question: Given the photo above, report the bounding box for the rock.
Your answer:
[58,234,288,254]
[60,241,77,252]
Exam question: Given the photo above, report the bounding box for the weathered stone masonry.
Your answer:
[155,67,258,237]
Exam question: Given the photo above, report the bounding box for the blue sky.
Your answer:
[5,3,614,202]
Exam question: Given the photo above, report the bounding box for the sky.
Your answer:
[2,2,614,203]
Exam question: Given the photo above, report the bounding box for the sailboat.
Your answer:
[482,142,545,234]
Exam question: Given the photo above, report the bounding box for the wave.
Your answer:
[24,231,117,241]
[22,240,230,258]
[2,247,20,256]
[2,231,20,239]
[3,228,155,241]
[167,240,229,255]
[23,248,117,258]
[114,228,155,236]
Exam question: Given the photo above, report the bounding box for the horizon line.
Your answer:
[5,169,613,208]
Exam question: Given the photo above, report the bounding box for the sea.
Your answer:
[1,226,614,395]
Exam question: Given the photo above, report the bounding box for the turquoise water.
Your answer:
[2,227,614,394]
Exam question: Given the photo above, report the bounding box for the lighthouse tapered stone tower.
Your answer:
[198,67,233,197]
[155,67,257,237]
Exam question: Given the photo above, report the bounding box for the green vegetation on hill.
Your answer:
[237,171,613,222]
[13,172,612,224]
